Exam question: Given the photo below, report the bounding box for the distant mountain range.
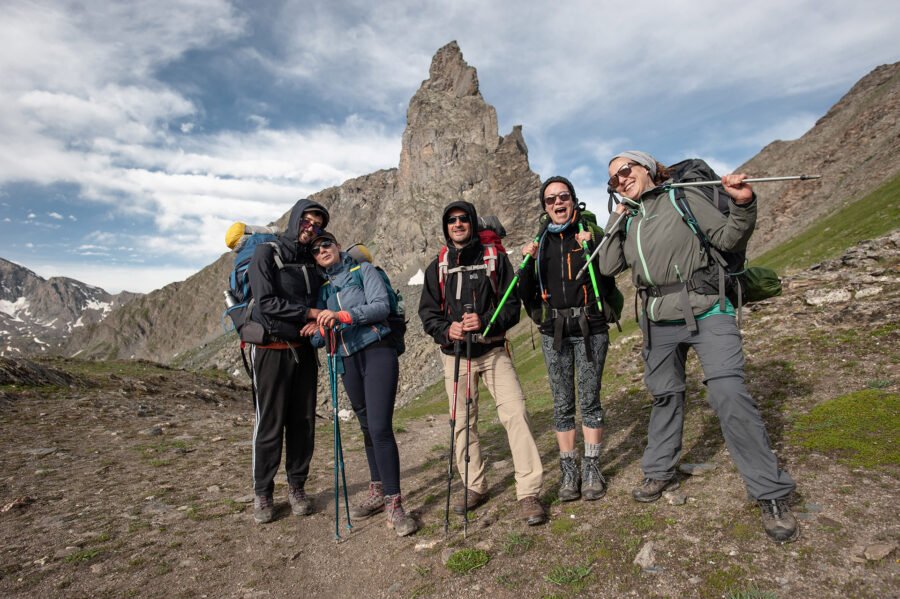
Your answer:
[0,258,138,357]
[2,44,898,405]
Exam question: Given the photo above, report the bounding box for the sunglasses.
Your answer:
[543,191,572,205]
[311,240,335,256]
[300,220,323,235]
[447,214,471,225]
[607,163,639,189]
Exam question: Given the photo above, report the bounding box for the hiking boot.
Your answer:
[581,456,607,501]
[384,494,418,537]
[452,489,488,515]
[349,481,385,519]
[288,484,313,516]
[519,495,547,526]
[558,456,581,502]
[758,498,799,543]
[253,495,274,524]
[632,477,679,503]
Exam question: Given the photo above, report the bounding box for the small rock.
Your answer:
[23,447,58,457]
[90,563,103,574]
[805,288,851,306]
[211,436,225,443]
[338,409,354,422]
[234,495,255,504]
[664,491,687,505]
[207,485,221,494]
[634,541,655,569]
[140,426,163,437]
[491,459,510,470]
[803,503,823,513]
[688,576,701,585]
[387,582,402,594]
[864,542,896,561]
[474,540,492,551]
[678,463,717,475]
[415,540,439,551]
[440,548,454,565]
[854,286,882,299]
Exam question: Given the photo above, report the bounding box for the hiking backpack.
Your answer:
[321,245,408,356]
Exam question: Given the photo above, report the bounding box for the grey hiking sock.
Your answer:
[560,450,578,460]
[584,443,602,458]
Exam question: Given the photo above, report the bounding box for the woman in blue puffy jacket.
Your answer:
[310,231,417,537]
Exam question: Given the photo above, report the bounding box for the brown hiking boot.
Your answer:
[632,477,679,503]
[759,498,799,543]
[288,484,313,516]
[519,495,547,526]
[349,481,384,519]
[384,494,418,537]
[452,489,488,515]
[253,495,274,524]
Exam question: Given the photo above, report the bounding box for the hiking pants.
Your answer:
[250,342,317,497]
[342,343,402,496]
[540,332,609,432]
[441,346,543,500]
[641,314,796,500]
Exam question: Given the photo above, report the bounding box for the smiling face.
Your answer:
[297,210,325,245]
[608,158,653,200]
[542,182,575,225]
[445,208,473,248]
[312,239,340,268]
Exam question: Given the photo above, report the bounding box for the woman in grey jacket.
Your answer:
[310,232,417,537]
[599,150,798,544]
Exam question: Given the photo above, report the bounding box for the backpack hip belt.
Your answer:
[549,305,596,361]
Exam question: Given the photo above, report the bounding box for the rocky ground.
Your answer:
[0,233,897,599]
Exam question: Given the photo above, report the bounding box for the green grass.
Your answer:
[790,389,899,468]
[64,548,101,563]
[543,563,593,589]
[754,172,900,272]
[445,548,490,574]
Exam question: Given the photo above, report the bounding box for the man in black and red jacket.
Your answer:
[419,200,546,525]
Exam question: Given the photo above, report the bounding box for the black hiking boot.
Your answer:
[631,477,679,503]
[758,498,799,543]
[288,484,313,516]
[558,456,581,502]
[581,456,607,501]
[349,481,385,519]
[253,495,274,524]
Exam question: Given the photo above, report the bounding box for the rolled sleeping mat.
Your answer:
[225,222,278,250]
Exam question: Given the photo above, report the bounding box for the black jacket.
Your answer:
[418,201,520,358]
[519,214,614,337]
[247,198,329,342]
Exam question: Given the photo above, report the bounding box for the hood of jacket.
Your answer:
[278,198,330,262]
[442,200,482,264]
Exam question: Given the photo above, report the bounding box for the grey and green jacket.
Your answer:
[598,183,756,323]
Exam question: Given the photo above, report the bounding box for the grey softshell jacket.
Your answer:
[598,185,756,322]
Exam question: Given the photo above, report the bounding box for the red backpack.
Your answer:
[437,229,506,310]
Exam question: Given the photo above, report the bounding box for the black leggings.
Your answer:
[341,343,401,495]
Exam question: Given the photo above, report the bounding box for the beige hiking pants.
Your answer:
[441,346,543,500]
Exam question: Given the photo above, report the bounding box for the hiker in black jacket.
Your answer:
[519,176,618,503]
[246,198,328,524]
[418,201,546,525]
[599,150,798,544]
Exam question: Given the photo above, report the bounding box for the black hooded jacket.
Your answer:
[418,201,520,358]
[247,198,329,342]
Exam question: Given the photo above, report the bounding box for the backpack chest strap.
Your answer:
[445,263,488,302]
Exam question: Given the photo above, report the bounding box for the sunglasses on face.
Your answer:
[311,240,335,256]
[543,191,572,205]
[607,163,639,189]
[300,220,323,235]
[447,214,471,225]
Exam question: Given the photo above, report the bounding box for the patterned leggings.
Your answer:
[541,332,609,431]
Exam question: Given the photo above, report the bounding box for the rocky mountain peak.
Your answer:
[423,40,480,98]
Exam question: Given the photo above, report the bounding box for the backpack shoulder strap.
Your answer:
[482,243,499,295]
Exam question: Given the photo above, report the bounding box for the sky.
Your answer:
[1,0,898,293]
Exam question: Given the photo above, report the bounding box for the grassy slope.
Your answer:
[753,171,900,272]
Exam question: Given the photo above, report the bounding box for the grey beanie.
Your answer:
[610,150,658,179]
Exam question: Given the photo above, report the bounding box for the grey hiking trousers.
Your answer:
[640,315,795,500]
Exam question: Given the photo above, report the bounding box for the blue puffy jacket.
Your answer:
[311,253,392,356]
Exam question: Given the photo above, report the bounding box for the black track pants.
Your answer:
[250,342,317,497]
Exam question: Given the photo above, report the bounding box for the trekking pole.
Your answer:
[334,330,352,534]
[577,216,603,314]
[444,340,462,535]
[327,328,352,541]
[667,174,821,188]
[462,303,474,539]
[482,216,551,337]
[576,210,627,280]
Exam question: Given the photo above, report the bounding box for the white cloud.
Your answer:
[48,212,64,220]
[28,261,197,294]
